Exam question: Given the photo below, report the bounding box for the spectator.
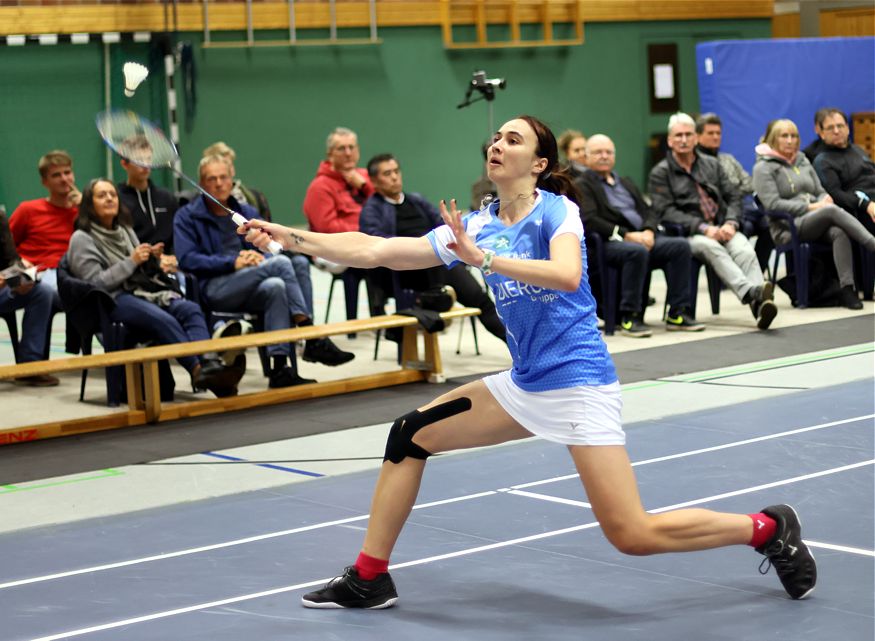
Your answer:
[557,129,587,175]
[9,150,81,305]
[752,119,875,310]
[203,141,273,221]
[117,154,180,276]
[812,108,875,235]
[361,153,507,342]
[0,210,58,385]
[175,155,354,388]
[303,127,374,233]
[577,134,704,336]
[66,178,242,396]
[696,112,773,271]
[649,112,777,329]
[802,107,834,164]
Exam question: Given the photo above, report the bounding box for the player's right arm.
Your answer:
[242,220,441,271]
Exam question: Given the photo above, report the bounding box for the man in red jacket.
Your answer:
[10,150,81,306]
[303,127,374,233]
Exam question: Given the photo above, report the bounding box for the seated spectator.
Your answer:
[203,141,273,221]
[303,127,374,233]
[0,210,58,385]
[175,155,354,388]
[576,134,704,336]
[117,153,180,276]
[696,112,773,271]
[470,140,497,211]
[752,119,875,310]
[557,129,587,178]
[9,150,81,305]
[360,153,507,342]
[802,108,833,164]
[649,112,777,330]
[812,108,875,235]
[66,179,242,396]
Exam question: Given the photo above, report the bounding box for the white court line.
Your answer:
[506,489,591,508]
[2,415,871,591]
[804,540,875,557]
[511,414,874,490]
[26,458,873,641]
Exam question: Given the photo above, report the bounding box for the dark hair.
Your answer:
[695,112,722,134]
[814,107,846,128]
[366,153,396,178]
[76,178,132,233]
[516,115,582,207]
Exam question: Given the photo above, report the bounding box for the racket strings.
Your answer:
[95,110,178,168]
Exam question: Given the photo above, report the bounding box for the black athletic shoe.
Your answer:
[618,313,652,338]
[268,366,316,388]
[664,309,706,332]
[839,286,863,310]
[303,337,355,366]
[755,504,817,599]
[194,355,246,397]
[302,566,398,609]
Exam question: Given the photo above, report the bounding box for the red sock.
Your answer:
[747,513,777,548]
[355,551,389,581]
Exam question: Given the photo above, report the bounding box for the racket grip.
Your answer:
[231,213,283,254]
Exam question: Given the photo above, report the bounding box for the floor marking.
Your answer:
[201,452,324,478]
[3,417,869,590]
[0,469,123,495]
[508,489,591,508]
[0,490,496,590]
[25,458,873,641]
[804,540,875,557]
[510,414,874,490]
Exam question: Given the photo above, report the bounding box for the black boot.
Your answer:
[839,285,863,310]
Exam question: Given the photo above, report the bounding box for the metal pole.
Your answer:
[288,0,296,43]
[329,0,337,41]
[203,0,210,45]
[246,0,254,45]
[104,42,113,181]
[369,0,377,41]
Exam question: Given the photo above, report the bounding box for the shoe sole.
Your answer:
[301,596,398,609]
[761,281,774,302]
[619,328,652,338]
[664,324,706,332]
[757,301,778,330]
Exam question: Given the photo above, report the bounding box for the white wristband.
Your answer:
[480,249,496,275]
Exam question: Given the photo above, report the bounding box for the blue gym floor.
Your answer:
[3,378,873,641]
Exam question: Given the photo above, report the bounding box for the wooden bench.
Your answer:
[0,307,480,445]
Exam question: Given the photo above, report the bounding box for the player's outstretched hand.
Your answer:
[239,219,291,252]
[439,198,484,267]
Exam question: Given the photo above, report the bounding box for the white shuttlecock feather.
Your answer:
[123,62,149,97]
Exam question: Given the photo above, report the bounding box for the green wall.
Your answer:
[0,18,769,224]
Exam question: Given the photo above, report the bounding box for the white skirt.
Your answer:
[483,370,625,446]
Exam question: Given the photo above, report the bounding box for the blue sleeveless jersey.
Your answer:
[427,190,617,391]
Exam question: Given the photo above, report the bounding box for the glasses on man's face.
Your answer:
[823,123,847,132]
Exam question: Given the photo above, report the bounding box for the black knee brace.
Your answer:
[383,397,472,464]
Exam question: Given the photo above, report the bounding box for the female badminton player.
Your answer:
[242,115,816,608]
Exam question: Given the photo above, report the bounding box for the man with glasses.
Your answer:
[649,113,777,329]
[813,108,875,234]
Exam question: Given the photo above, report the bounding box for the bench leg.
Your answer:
[423,332,445,384]
[142,360,162,423]
[400,326,419,368]
[125,363,144,411]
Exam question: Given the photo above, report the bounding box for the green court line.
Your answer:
[0,469,124,495]
[622,343,873,392]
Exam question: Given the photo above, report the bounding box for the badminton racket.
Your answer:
[95,109,282,254]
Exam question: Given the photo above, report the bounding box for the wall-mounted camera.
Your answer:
[458,69,507,109]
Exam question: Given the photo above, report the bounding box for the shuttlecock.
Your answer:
[123,62,149,97]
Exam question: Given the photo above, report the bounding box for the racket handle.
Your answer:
[231,213,283,254]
